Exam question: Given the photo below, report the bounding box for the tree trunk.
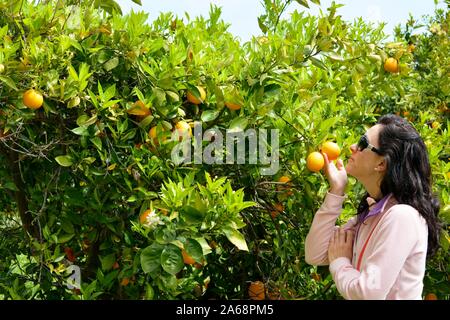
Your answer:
[0,144,38,238]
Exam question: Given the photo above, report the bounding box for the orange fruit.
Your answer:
[306,152,325,172]
[248,281,265,300]
[384,57,399,73]
[277,176,293,196]
[113,261,120,270]
[64,247,76,263]
[182,249,196,265]
[187,86,206,105]
[174,121,192,141]
[194,262,203,270]
[278,176,291,184]
[23,89,43,109]
[311,272,321,282]
[424,293,438,300]
[127,100,151,117]
[321,141,341,161]
[431,121,439,129]
[139,209,154,224]
[271,203,284,219]
[120,277,130,286]
[225,101,242,111]
[407,44,415,53]
[149,126,167,145]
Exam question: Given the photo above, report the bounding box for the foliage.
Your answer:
[0,0,448,300]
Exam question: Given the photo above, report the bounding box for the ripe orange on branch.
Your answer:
[187,86,206,105]
[182,249,196,265]
[174,120,192,141]
[248,281,265,300]
[271,203,284,219]
[306,152,325,172]
[384,57,399,73]
[149,126,167,145]
[139,209,154,224]
[23,89,43,109]
[225,101,242,111]
[424,293,438,300]
[277,175,293,196]
[321,141,341,161]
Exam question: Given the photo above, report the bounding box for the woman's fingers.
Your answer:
[345,229,355,243]
[336,159,344,170]
[339,227,345,243]
[332,228,338,243]
[322,152,330,165]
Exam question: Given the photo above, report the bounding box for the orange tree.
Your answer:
[0,0,448,299]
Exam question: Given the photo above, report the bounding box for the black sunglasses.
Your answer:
[357,135,382,155]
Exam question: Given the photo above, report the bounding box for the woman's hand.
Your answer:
[322,153,348,196]
[328,227,355,263]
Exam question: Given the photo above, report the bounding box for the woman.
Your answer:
[305,114,441,300]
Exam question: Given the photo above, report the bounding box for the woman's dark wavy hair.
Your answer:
[356,114,442,257]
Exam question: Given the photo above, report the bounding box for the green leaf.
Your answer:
[257,16,268,34]
[185,239,203,262]
[223,227,248,251]
[67,96,81,108]
[88,89,99,109]
[103,57,119,72]
[71,126,89,136]
[160,244,183,275]
[132,0,142,5]
[229,117,248,133]
[296,0,310,8]
[69,39,83,53]
[326,52,345,61]
[0,76,18,91]
[201,110,220,122]
[102,84,116,102]
[90,137,102,150]
[100,253,116,271]
[68,65,79,81]
[55,155,73,167]
[61,220,74,234]
[57,233,74,244]
[194,237,212,256]
[309,57,328,70]
[76,114,97,127]
[181,206,204,225]
[3,182,18,191]
[166,91,179,103]
[152,87,166,107]
[140,243,164,274]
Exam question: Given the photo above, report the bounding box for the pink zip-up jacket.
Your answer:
[305,192,429,300]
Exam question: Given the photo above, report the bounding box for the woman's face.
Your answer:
[346,124,385,181]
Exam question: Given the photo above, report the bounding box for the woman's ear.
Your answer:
[374,158,387,172]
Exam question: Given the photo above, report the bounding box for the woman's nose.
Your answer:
[350,144,357,154]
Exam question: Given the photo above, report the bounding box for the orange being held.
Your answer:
[321,141,341,161]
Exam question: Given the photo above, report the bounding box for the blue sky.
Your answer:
[115,0,445,42]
